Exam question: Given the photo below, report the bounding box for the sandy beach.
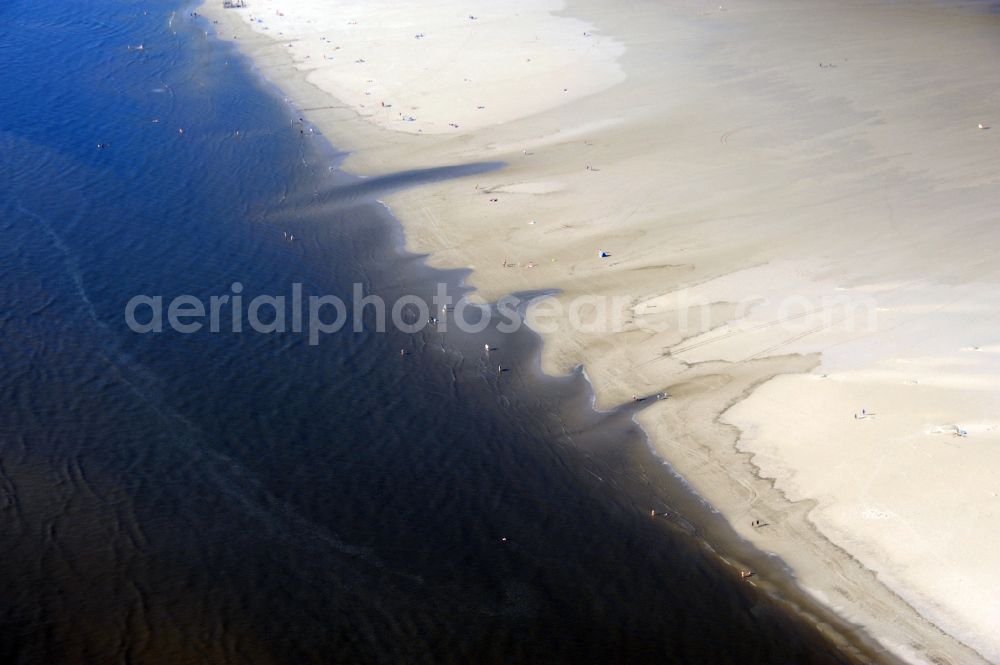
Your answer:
[201,0,1000,661]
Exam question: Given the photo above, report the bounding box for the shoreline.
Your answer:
[198,0,999,662]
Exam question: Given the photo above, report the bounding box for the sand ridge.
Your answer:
[202,0,1000,661]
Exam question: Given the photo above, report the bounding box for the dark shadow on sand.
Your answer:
[292,161,505,214]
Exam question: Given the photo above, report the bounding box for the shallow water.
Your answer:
[0,1,873,663]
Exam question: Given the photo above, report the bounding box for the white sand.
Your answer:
[202,0,1000,661]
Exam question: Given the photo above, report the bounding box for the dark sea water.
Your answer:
[0,1,884,663]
